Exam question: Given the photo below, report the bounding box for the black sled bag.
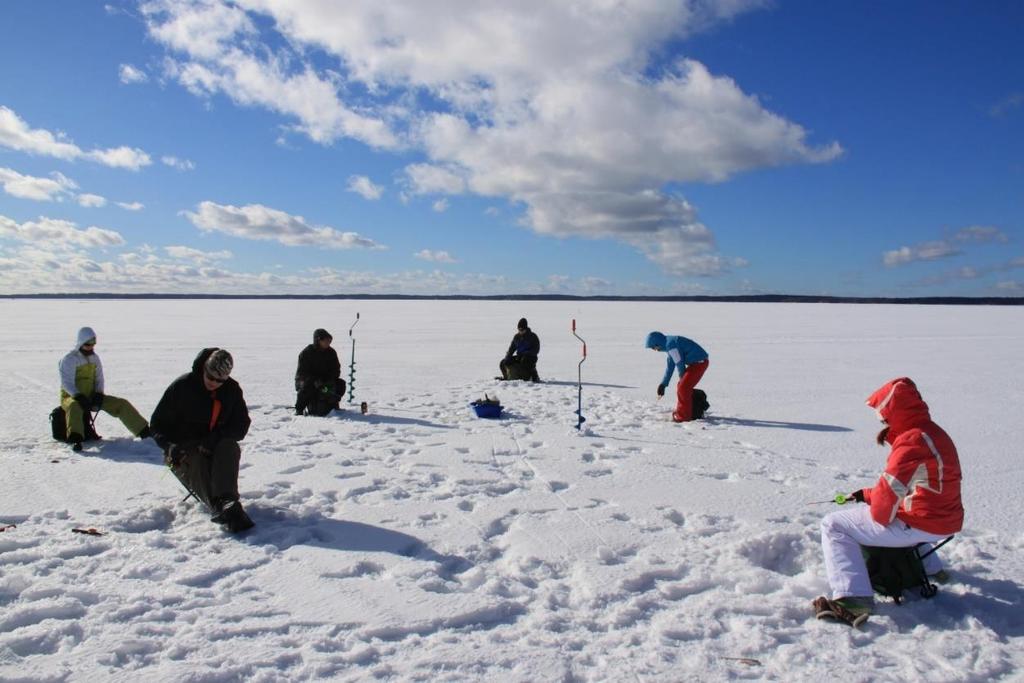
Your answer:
[50,406,67,442]
[862,537,953,604]
[691,389,710,419]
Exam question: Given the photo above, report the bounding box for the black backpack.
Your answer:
[863,537,954,604]
[692,389,710,419]
[48,405,99,442]
[50,406,67,442]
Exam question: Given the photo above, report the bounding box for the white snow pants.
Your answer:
[820,505,946,599]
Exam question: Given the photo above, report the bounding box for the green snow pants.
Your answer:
[61,394,148,440]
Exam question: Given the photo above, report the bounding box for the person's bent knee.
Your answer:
[213,438,241,459]
[821,511,845,538]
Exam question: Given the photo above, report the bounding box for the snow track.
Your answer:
[2,300,1022,681]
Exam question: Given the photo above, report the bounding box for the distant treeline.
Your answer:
[4,293,1023,305]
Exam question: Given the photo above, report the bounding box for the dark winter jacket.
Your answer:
[150,348,251,452]
[295,334,342,386]
[505,328,540,362]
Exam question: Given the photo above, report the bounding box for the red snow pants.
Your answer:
[673,359,709,422]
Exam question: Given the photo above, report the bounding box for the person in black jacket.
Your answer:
[150,348,253,532]
[499,318,541,382]
[294,328,346,416]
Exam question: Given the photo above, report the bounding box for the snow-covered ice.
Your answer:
[2,299,1022,681]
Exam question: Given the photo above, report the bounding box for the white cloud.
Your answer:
[404,163,466,195]
[537,273,624,294]
[953,225,1008,243]
[0,243,522,295]
[0,167,77,201]
[77,193,108,208]
[0,107,81,161]
[119,63,149,84]
[141,1,840,275]
[545,274,572,292]
[117,201,145,211]
[580,276,612,292]
[917,255,1024,287]
[414,249,457,263]
[995,281,1023,293]
[0,106,152,170]
[883,226,1009,267]
[88,146,152,170]
[989,93,1023,118]
[431,198,449,213]
[883,242,959,267]
[165,245,233,262]
[162,155,196,171]
[346,175,383,200]
[142,0,397,147]
[182,200,386,250]
[0,213,125,248]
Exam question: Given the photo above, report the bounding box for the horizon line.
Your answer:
[3,293,1022,305]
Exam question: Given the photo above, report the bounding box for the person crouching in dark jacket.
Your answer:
[294,328,346,416]
[499,318,540,382]
[150,348,253,532]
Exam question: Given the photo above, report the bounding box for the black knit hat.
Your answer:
[517,318,528,330]
[314,328,333,343]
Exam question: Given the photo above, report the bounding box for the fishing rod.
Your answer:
[808,494,856,506]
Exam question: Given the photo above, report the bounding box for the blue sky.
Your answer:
[1,0,1021,296]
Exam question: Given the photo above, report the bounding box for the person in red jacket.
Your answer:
[815,377,964,622]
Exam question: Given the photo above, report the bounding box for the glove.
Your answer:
[200,431,221,454]
[657,384,666,397]
[849,489,866,503]
[73,393,91,411]
[164,443,187,467]
[91,392,105,410]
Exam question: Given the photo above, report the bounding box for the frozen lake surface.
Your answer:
[2,299,1022,681]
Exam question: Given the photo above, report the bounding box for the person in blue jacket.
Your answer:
[645,332,709,422]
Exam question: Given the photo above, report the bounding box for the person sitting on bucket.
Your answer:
[644,331,709,422]
[814,377,964,622]
[294,328,346,416]
[150,348,254,532]
[58,326,151,452]
[499,318,540,382]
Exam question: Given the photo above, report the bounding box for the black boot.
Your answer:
[69,432,84,452]
[83,418,102,442]
[137,425,152,440]
[211,498,254,533]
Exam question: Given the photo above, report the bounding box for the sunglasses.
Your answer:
[204,371,226,385]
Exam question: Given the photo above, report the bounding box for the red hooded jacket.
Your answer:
[860,378,963,535]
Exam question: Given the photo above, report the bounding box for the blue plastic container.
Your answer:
[471,402,503,419]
